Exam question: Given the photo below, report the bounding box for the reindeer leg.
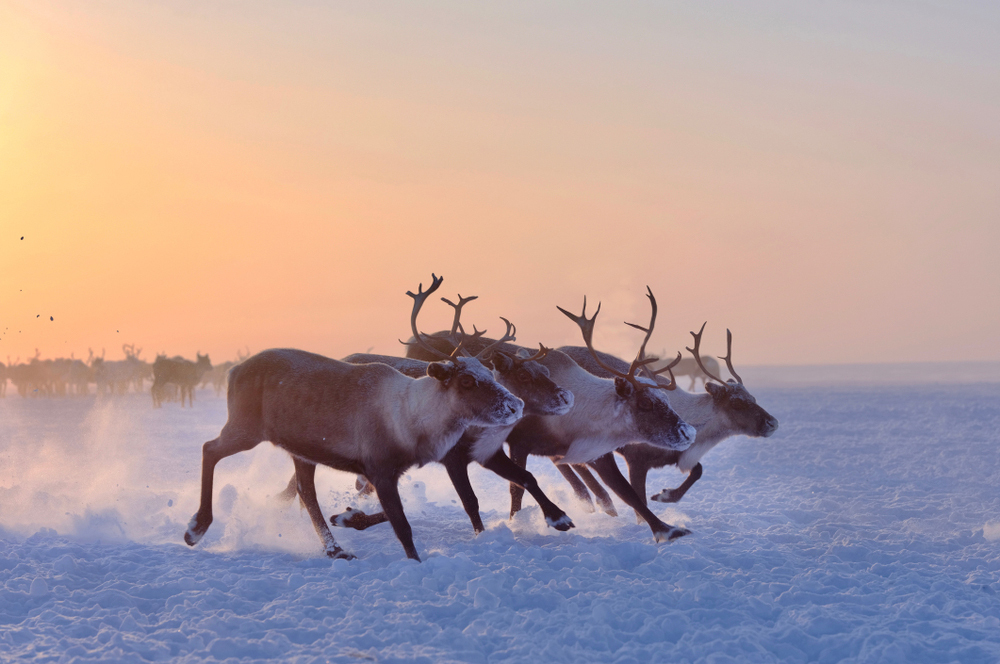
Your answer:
[330,507,389,530]
[276,473,299,503]
[588,454,689,542]
[555,463,596,513]
[651,463,703,504]
[370,473,420,561]
[627,459,650,523]
[355,475,376,495]
[507,445,529,519]
[573,464,617,516]
[185,428,262,546]
[483,450,573,531]
[327,474,388,529]
[441,446,484,534]
[292,458,355,560]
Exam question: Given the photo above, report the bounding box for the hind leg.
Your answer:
[573,464,617,516]
[184,426,262,546]
[276,473,299,503]
[556,463,596,513]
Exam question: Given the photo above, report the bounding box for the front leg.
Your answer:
[508,444,529,518]
[483,451,573,531]
[292,458,355,560]
[441,446,485,534]
[588,454,689,542]
[370,473,420,561]
[626,459,650,524]
[650,463,703,504]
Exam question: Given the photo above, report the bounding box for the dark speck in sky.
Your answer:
[50,316,54,321]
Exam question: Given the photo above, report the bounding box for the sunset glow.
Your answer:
[2,1,998,366]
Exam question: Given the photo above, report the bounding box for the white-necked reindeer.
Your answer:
[184,275,524,561]
[413,288,697,543]
[555,322,779,513]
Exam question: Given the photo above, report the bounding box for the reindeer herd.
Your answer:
[184,275,779,562]
[0,344,242,407]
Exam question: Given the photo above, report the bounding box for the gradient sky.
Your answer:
[2,1,998,366]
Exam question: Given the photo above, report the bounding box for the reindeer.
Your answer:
[152,353,212,407]
[299,292,575,535]
[554,323,779,514]
[201,348,250,396]
[0,358,7,397]
[411,287,697,543]
[122,344,151,393]
[184,275,525,561]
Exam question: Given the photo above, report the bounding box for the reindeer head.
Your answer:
[558,289,694,451]
[687,323,779,438]
[406,275,524,427]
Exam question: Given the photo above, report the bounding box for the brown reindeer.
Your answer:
[152,353,212,407]
[183,275,524,561]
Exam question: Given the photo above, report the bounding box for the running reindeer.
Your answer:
[412,287,697,543]
[310,289,575,535]
[555,322,778,514]
[184,275,524,561]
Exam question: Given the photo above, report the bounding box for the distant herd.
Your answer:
[180,274,779,562]
[0,344,246,404]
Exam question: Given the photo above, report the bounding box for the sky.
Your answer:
[1,0,998,367]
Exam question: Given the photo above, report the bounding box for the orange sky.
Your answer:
[2,1,998,366]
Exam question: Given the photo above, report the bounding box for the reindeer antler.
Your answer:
[401,274,459,362]
[558,294,667,392]
[719,329,743,385]
[440,294,478,339]
[516,343,550,364]
[686,322,729,384]
[473,317,517,360]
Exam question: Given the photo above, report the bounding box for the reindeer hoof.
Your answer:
[330,507,372,531]
[545,514,576,531]
[184,515,210,546]
[650,489,682,504]
[326,547,356,560]
[653,526,690,543]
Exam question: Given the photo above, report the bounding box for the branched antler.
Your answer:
[400,274,457,362]
[720,329,743,385]
[686,322,730,384]
[558,293,668,392]
[441,294,478,339]
[474,318,516,360]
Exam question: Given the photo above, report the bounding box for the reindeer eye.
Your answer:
[637,395,653,411]
[459,375,476,389]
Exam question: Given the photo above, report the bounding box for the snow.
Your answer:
[2,378,1000,662]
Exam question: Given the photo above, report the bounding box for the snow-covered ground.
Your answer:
[2,377,1000,662]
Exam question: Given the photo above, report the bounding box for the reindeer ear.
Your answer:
[614,377,634,399]
[490,352,514,373]
[427,362,455,383]
[705,382,724,398]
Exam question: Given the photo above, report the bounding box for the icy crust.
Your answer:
[2,385,1000,662]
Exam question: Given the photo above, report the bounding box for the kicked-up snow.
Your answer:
[1,378,1000,662]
